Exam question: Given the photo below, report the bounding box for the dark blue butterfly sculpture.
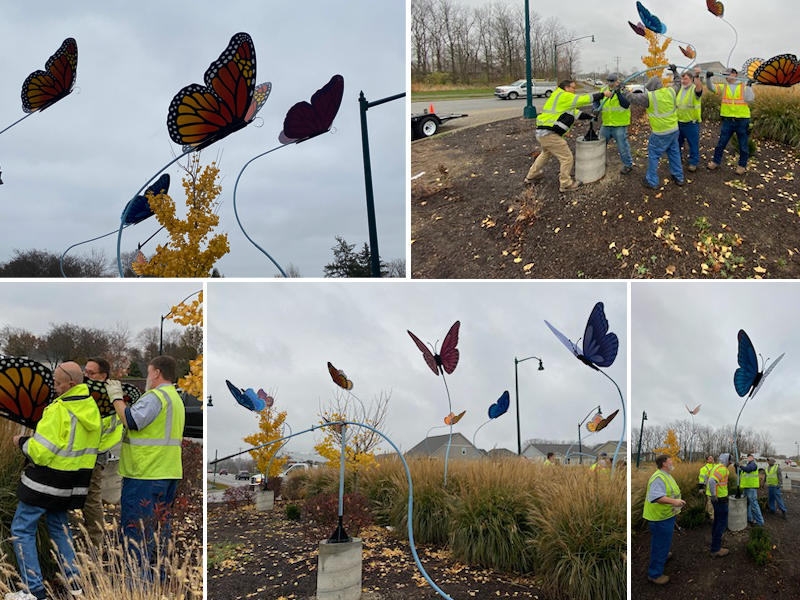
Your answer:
[636,1,667,35]
[121,173,170,225]
[226,379,267,412]
[488,390,510,419]
[734,330,784,399]
[545,302,619,370]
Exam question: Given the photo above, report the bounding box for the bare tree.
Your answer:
[0,326,39,357]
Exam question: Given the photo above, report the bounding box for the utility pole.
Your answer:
[614,56,622,73]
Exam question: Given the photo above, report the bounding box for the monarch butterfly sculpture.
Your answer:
[21,38,78,113]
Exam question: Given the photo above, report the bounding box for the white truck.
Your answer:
[495,79,556,100]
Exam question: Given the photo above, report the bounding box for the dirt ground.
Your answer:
[411,110,800,279]
[632,489,800,599]
[207,500,550,600]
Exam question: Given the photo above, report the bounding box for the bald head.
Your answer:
[54,361,83,395]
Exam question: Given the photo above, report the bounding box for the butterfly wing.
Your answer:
[167,32,256,151]
[452,410,466,425]
[488,390,510,419]
[21,38,78,114]
[84,378,116,418]
[751,352,784,400]
[582,302,619,368]
[734,329,759,397]
[680,46,696,60]
[226,379,253,410]
[742,58,765,81]
[122,174,171,225]
[636,1,667,34]
[706,0,724,17]
[438,320,461,375]
[279,74,345,144]
[407,330,440,376]
[0,357,54,428]
[444,412,455,425]
[692,404,701,415]
[595,409,619,433]
[121,382,141,405]
[544,320,580,358]
[628,21,647,37]
[245,82,272,122]
[753,54,800,87]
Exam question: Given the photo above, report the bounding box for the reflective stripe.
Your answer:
[603,106,626,111]
[20,473,89,497]
[122,438,182,447]
[32,413,98,458]
[121,388,179,447]
[541,90,563,114]
[648,89,677,117]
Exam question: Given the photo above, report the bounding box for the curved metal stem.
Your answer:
[117,149,193,277]
[232,144,291,277]
[472,419,491,449]
[60,225,131,278]
[733,395,750,496]
[722,18,739,69]
[0,113,33,137]
[596,63,696,112]
[598,370,626,477]
[425,424,448,454]
[441,372,453,486]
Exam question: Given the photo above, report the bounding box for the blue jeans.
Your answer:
[646,131,683,186]
[768,486,787,513]
[120,478,178,582]
[711,499,729,553]
[599,125,633,168]
[712,117,750,167]
[678,121,700,166]
[11,501,79,595]
[743,488,764,525]
[647,516,675,579]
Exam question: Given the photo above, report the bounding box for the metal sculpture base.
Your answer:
[317,537,362,600]
[328,516,351,543]
[255,489,274,512]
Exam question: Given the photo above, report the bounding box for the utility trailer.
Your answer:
[411,109,467,139]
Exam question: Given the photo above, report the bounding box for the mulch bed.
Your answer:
[632,489,800,599]
[207,500,550,599]
[411,110,800,279]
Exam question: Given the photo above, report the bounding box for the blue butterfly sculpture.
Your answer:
[225,379,267,412]
[734,330,784,399]
[636,1,667,35]
[488,390,510,419]
[545,302,619,370]
[121,173,170,225]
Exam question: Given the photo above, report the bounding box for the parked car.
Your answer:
[626,83,645,94]
[219,469,228,475]
[594,79,603,86]
[250,473,264,485]
[279,463,311,478]
[494,79,556,100]
[235,470,250,480]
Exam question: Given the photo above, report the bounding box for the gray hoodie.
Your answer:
[707,453,731,497]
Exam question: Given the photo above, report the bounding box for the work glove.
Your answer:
[105,379,124,402]
[706,71,714,78]
[669,63,678,73]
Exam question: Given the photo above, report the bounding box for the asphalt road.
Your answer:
[411,96,549,136]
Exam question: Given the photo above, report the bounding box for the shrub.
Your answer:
[745,526,772,565]
[424,71,451,86]
[752,86,800,150]
[282,470,309,500]
[303,493,373,536]
[679,503,708,529]
[285,504,301,521]
[222,485,254,510]
[265,475,283,497]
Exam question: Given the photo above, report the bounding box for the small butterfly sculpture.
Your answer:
[279,74,344,144]
[444,410,466,426]
[226,379,266,412]
[680,46,696,60]
[488,391,510,419]
[706,0,724,17]
[587,413,603,432]
[131,250,148,276]
[408,321,460,376]
[734,330,784,399]
[628,21,647,37]
[122,174,170,225]
[685,404,701,415]
[21,38,78,113]
[257,389,274,408]
[545,303,619,370]
[327,362,353,391]
[594,409,619,433]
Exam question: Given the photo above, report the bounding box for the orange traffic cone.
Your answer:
[429,103,435,114]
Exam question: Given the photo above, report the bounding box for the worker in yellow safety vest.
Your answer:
[674,66,704,172]
[544,452,555,466]
[643,454,686,585]
[108,355,185,580]
[590,452,610,474]
[7,361,101,600]
[625,65,684,189]
[594,73,633,174]
[706,67,755,174]
[766,457,787,518]
[524,79,606,192]
[739,453,764,526]
[699,455,715,519]
[707,452,733,557]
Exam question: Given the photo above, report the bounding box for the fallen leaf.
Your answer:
[554,227,561,233]
[666,265,676,275]
[754,266,767,273]
[609,242,617,249]
[513,257,523,263]
[523,263,534,272]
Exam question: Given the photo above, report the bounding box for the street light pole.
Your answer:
[554,34,596,84]
[514,355,544,455]
[523,0,536,119]
[636,411,648,468]
[158,289,202,355]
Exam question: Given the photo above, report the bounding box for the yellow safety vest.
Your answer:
[600,86,631,127]
[119,385,185,480]
[544,459,553,466]
[739,463,760,488]
[766,465,780,486]
[676,86,702,123]
[699,463,714,484]
[98,413,123,453]
[643,470,681,522]
[646,87,678,134]
[536,89,594,134]
[715,83,750,118]
[706,463,729,498]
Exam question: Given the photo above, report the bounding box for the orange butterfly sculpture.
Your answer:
[0,357,53,428]
[21,38,78,113]
[594,409,619,433]
[680,46,696,60]
[131,250,148,276]
[706,0,724,17]
[685,404,701,415]
[327,362,353,391]
[587,413,603,432]
[444,411,466,426]
[752,54,800,87]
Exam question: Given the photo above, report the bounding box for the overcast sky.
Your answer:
[632,282,800,456]
[207,281,627,462]
[457,0,798,75]
[0,281,200,342]
[0,0,405,277]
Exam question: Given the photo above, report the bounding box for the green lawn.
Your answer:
[412,88,496,101]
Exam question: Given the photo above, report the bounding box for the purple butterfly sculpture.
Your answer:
[279,74,344,144]
[544,302,619,370]
[257,388,274,408]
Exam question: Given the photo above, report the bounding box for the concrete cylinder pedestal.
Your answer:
[783,476,792,492]
[728,496,747,531]
[255,489,274,512]
[316,538,362,600]
[575,136,607,184]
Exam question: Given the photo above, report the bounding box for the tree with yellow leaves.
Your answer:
[653,429,682,463]
[137,154,229,277]
[166,291,203,397]
[642,29,673,86]
[242,402,289,478]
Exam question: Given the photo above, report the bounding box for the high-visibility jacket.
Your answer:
[646,87,679,134]
[643,469,681,522]
[676,85,702,123]
[739,463,760,488]
[600,87,631,127]
[715,83,750,118]
[766,465,780,486]
[119,384,185,480]
[544,459,553,466]
[537,88,595,135]
[706,463,729,498]
[98,413,123,453]
[699,462,715,485]
[17,383,101,510]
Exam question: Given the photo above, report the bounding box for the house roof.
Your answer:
[486,448,516,458]
[405,432,477,457]
[522,442,581,456]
